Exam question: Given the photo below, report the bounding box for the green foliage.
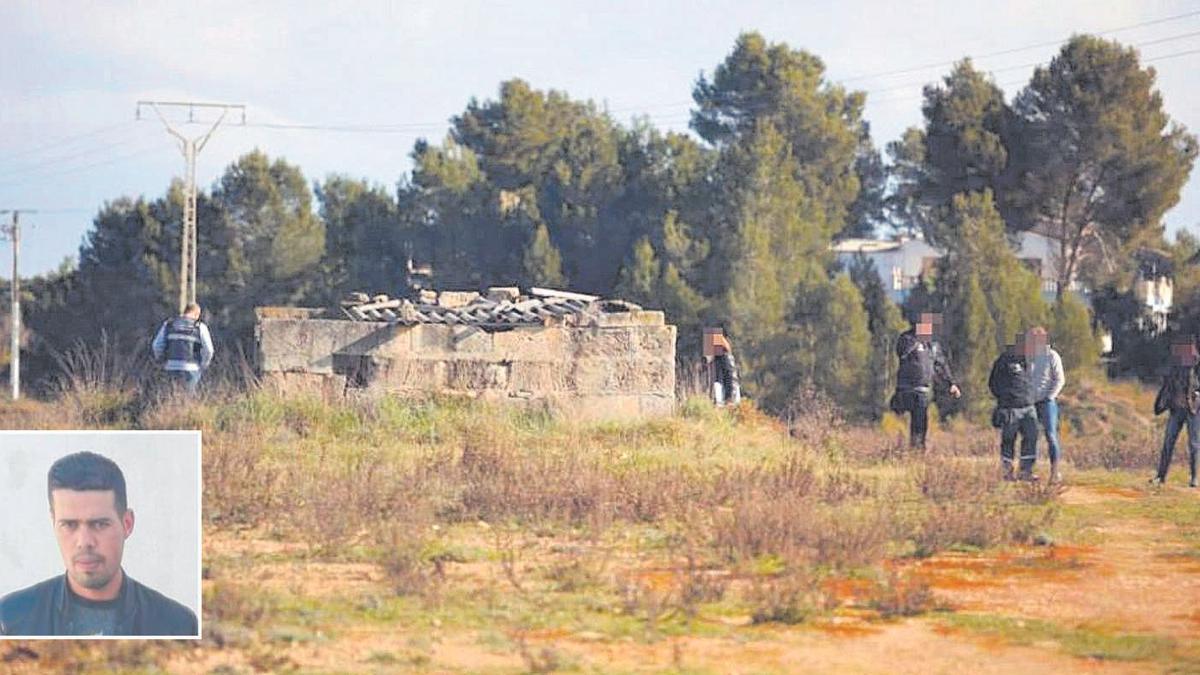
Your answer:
[915,60,1018,237]
[315,176,403,302]
[848,256,907,419]
[1051,293,1100,373]
[1012,35,1197,294]
[522,222,565,287]
[17,31,1190,408]
[692,31,866,231]
[766,273,871,414]
[712,121,833,402]
[948,273,997,419]
[203,151,325,341]
[935,191,1047,354]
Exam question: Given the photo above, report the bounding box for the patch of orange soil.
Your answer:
[909,545,1092,592]
[921,486,1200,640]
[164,621,1147,675]
[531,620,1152,674]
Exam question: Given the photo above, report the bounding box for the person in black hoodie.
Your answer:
[1150,335,1200,487]
[891,312,961,449]
[989,332,1039,481]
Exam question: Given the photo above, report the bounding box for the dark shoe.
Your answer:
[1002,465,1016,482]
[1190,477,1198,488]
[1149,475,1165,486]
[1018,470,1040,482]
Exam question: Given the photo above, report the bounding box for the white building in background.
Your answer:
[832,230,1078,305]
[1132,249,1174,335]
[833,231,1176,354]
[831,235,941,305]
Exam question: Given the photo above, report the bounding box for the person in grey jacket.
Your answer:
[1027,326,1066,483]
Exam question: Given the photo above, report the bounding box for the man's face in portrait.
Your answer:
[50,489,134,598]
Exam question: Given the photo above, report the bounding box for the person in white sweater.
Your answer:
[1027,326,1066,483]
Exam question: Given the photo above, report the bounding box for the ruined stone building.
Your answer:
[254,287,677,420]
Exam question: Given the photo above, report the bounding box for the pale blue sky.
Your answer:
[2,0,1198,276]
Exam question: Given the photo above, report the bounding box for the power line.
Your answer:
[0,121,134,163]
[842,8,1200,82]
[607,11,1200,116]
[0,127,146,182]
[868,46,1200,105]
[864,30,1200,97]
[0,143,161,189]
[244,121,446,133]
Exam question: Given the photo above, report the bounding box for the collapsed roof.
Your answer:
[339,286,642,328]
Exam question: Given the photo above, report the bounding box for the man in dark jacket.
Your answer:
[0,452,197,636]
[1150,335,1200,487]
[989,333,1039,481]
[892,312,961,449]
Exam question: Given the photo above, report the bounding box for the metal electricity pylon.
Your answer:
[0,209,35,400]
[137,101,245,313]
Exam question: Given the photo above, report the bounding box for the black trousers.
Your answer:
[892,389,930,449]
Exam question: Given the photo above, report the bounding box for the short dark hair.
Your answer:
[47,451,127,514]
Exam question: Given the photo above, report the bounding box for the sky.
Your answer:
[1,0,1199,277]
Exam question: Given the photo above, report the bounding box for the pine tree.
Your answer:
[814,274,872,410]
[522,223,565,287]
[949,272,998,419]
[848,255,908,419]
[936,191,1048,354]
[614,237,660,304]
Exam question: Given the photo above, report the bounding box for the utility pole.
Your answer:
[0,209,34,400]
[136,101,245,313]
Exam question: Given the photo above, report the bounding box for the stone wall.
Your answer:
[254,308,676,420]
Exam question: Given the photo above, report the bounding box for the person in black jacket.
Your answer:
[0,452,197,636]
[891,312,961,449]
[1150,335,1200,487]
[989,333,1039,481]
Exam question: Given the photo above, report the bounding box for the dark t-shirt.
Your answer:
[62,587,120,636]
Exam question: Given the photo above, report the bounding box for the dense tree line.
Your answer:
[6,32,1196,414]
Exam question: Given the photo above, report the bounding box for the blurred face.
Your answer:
[1027,330,1048,354]
[1171,342,1199,366]
[1018,334,1035,357]
[50,489,134,601]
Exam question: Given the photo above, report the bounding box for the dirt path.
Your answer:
[909,485,1200,639]
[11,485,1195,674]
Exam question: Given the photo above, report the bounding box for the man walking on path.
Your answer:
[151,303,214,394]
[989,332,1039,481]
[1151,335,1200,487]
[892,312,961,449]
[1028,326,1066,483]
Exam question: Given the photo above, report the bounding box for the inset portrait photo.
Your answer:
[0,431,201,639]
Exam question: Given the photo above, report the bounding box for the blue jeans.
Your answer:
[1035,399,1061,465]
[999,406,1039,473]
[1157,408,1200,481]
[168,369,202,394]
